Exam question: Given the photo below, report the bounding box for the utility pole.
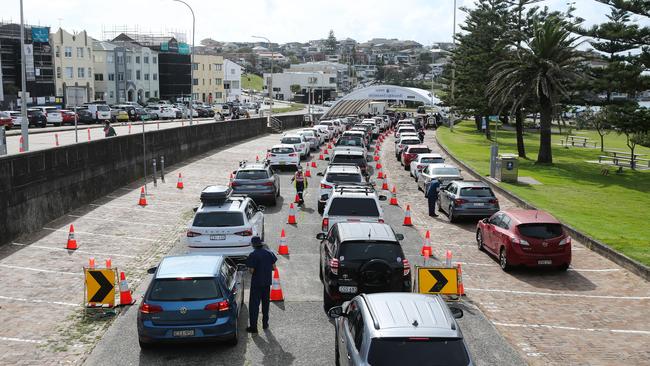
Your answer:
[174,0,195,126]
[19,0,29,151]
[450,0,457,131]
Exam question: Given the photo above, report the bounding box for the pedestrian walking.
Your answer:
[103,121,117,137]
[290,167,308,205]
[245,236,277,333]
[425,178,441,217]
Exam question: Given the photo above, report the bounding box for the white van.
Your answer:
[85,104,112,122]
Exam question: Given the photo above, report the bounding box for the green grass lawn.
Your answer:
[242,74,264,91]
[272,103,305,114]
[437,121,650,266]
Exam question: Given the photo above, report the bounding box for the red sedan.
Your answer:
[476,209,571,271]
[0,111,14,130]
[60,110,78,125]
[401,144,431,169]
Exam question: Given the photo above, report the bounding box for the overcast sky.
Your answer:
[1,0,648,46]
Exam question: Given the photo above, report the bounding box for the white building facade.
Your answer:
[51,28,94,106]
[263,71,336,102]
[223,59,242,102]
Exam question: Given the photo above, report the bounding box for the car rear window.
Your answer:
[339,241,402,262]
[517,223,564,239]
[271,147,295,154]
[408,148,431,154]
[325,173,362,184]
[236,170,269,179]
[192,212,245,227]
[420,157,444,164]
[0,112,9,118]
[149,278,221,301]
[337,137,363,147]
[432,167,460,175]
[460,187,494,197]
[97,105,110,111]
[281,137,301,144]
[401,139,420,145]
[368,338,470,366]
[327,198,379,216]
[331,155,366,167]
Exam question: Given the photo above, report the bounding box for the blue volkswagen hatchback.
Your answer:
[137,254,244,348]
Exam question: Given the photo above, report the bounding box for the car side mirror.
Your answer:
[450,306,464,319]
[327,305,346,319]
[366,156,372,162]
[258,205,266,212]
[147,266,157,274]
[395,233,404,241]
[325,157,330,161]
[236,263,247,271]
[482,218,489,224]
[317,172,324,176]
[378,195,387,201]
[193,206,199,212]
[232,170,237,175]
[316,233,326,240]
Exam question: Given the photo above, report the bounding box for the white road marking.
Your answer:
[467,287,650,300]
[0,295,78,307]
[457,261,620,272]
[495,322,650,336]
[0,263,80,276]
[43,227,157,242]
[0,336,45,344]
[67,214,176,227]
[11,242,137,258]
[87,203,178,215]
[104,195,188,205]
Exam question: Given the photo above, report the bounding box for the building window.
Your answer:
[65,67,73,78]
[152,56,157,64]
[77,47,84,58]
[192,63,198,70]
[215,92,222,99]
[118,73,124,81]
[88,47,91,57]
[154,90,158,97]
[202,79,205,85]
[208,64,211,71]
[192,93,199,100]
[109,91,114,98]
[135,56,140,64]
[202,64,205,70]
[145,91,150,98]
[136,70,141,80]
[126,70,132,80]
[56,67,62,78]
[64,47,72,57]
[231,80,240,89]
[153,73,157,80]
[329,77,336,83]
[215,64,222,71]
[108,73,115,81]
[78,67,85,78]
[209,79,211,85]
[94,73,104,81]
[144,56,149,64]
[55,46,60,57]
[116,55,124,64]
[192,78,199,86]
[215,78,222,85]
[144,73,149,80]
[126,55,131,63]
[107,54,114,63]
[88,67,92,78]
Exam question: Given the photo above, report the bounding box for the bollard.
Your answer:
[55,133,59,147]
[152,158,158,187]
[445,250,452,268]
[157,122,160,130]
[160,155,165,183]
[87,128,91,141]
[128,123,132,134]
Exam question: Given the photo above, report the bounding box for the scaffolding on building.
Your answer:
[100,25,187,45]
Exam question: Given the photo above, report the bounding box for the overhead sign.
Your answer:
[31,27,49,43]
[85,268,116,307]
[417,267,458,295]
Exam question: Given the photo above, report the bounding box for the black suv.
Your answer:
[317,222,411,312]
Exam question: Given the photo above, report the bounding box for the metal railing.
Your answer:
[268,116,283,132]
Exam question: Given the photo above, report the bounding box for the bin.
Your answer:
[495,154,519,183]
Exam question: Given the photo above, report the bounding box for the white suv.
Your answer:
[281,133,309,158]
[267,144,300,168]
[321,185,387,232]
[185,186,265,258]
[317,165,365,214]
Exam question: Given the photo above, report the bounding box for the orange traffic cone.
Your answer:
[389,186,398,206]
[66,224,78,250]
[319,153,325,160]
[256,155,260,162]
[327,143,332,149]
[176,173,184,189]
[457,263,465,296]
[377,170,384,179]
[421,230,432,256]
[376,162,382,170]
[88,257,95,268]
[324,148,329,155]
[294,193,300,203]
[381,177,389,191]
[119,271,135,306]
[270,268,284,301]
[278,228,289,255]
[138,187,147,206]
[403,205,413,226]
[305,165,312,178]
[287,203,297,224]
[374,154,379,162]
[311,161,317,168]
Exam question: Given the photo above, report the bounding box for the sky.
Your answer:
[1,0,648,46]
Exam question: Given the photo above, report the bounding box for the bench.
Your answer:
[560,136,597,148]
[599,155,649,169]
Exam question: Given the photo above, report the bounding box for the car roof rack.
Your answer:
[360,294,381,330]
[333,183,375,195]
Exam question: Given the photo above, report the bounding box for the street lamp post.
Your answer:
[19,0,29,151]
[252,36,273,122]
[173,0,195,126]
[450,0,457,131]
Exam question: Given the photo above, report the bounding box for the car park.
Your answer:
[328,293,471,365]
[329,149,369,177]
[438,181,500,222]
[317,222,411,310]
[400,144,431,169]
[476,209,572,271]
[185,185,265,257]
[317,165,365,214]
[231,161,280,206]
[137,254,244,348]
[417,164,464,193]
[281,133,309,158]
[320,185,386,232]
[0,111,13,130]
[409,153,445,180]
[394,136,422,160]
[267,144,300,169]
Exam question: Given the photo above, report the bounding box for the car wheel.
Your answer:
[270,196,277,206]
[404,164,409,171]
[138,339,154,350]
[499,247,511,272]
[225,319,239,346]
[318,203,324,215]
[334,330,341,366]
[319,262,324,282]
[557,263,569,271]
[323,286,335,313]
[476,230,484,251]
[448,206,456,223]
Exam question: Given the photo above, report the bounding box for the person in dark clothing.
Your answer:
[418,129,425,143]
[245,236,277,333]
[425,178,441,217]
[103,121,117,137]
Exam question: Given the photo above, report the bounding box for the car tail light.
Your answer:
[234,229,253,236]
[262,182,274,186]
[288,153,297,157]
[511,237,529,246]
[489,198,499,205]
[322,218,329,232]
[403,259,410,276]
[139,302,163,314]
[269,154,276,157]
[329,258,339,275]
[205,300,230,311]
[321,183,333,189]
[186,230,202,237]
[230,181,239,186]
[378,219,385,223]
[417,164,424,170]
[454,199,467,206]
[559,236,571,246]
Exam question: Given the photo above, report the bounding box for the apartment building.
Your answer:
[224,59,243,102]
[51,28,93,106]
[192,54,225,104]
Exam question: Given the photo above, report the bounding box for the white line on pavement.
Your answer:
[457,261,620,272]
[0,336,45,344]
[0,295,78,307]
[67,214,176,227]
[493,322,650,336]
[11,242,137,258]
[87,203,178,215]
[104,195,191,205]
[467,287,650,300]
[0,263,80,276]
[43,227,157,242]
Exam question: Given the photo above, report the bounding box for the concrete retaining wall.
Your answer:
[0,115,310,246]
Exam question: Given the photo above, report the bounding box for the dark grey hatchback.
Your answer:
[438,181,500,222]
[231,161,280,206]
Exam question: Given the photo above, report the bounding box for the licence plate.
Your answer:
[244,185,257,189]
[537,260,552,265]
[279,161,286,165]
[173,329,195,337]
[474,203,485,206]
[339,286,357,294]
[210,235,226,240]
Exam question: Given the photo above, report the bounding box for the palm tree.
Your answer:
[487,19,584,164]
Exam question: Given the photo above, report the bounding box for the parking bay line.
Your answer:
[86,203,179,215]
[0,263,80,276]
[467,287,650,300]
[0,336,46,344]
[0,295,78,307]
[43,227,158,242]
[456,261,621,272]
[493,322,650,336]
[11,242,137,258]
[67,214,177,228]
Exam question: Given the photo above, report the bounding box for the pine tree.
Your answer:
[325,30,337,55]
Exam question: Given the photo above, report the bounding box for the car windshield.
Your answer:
[149,278,221,301]
[432,168,460,176]
[399,128,416,133]
[326,173,362,184]
[271,147,295,154]
[408,148,430,154]
[236,170,268,180]
[337,137,363,147]
[339,241,402,262]
[328,198,379,216]
[368,338,470,366]
[301,131,315,137]
[192,212,244,227]
[331,155,366,167]
[281,137,301,144]
[97,105,110,111]
[460,187,494,197]
[517,223,564,239]
[420,157,444,164]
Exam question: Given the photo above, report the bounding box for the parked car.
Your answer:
[137,254,244,348]
[27,109,47,127]
[476,209,572,271]
[317,222,410,311]
[409,153,445,181]
[60,110,78,125]
[134,108,152,121]
[230,161,280,206]
[401,144,431,169]
[328,293,471,365]
[0,111,13,130]
[438,181,500,222]
[267,144,300,170]
[85,103,112,122]
[146,106,176,120]
[4,111,26,128]
[417,164,464,193]
[76,109,95,124]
